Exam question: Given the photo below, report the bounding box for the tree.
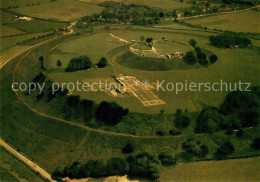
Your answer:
[57,60,62,67]
[215,142,235,159]
[251,137,260,150]
[140,35,145,42]
[172,9,177,18]
[97,57,107,68]
[189,39,197,47]
[122,143,134,154]
[158,152,176,166]
[199,145,209,158]
[183,51,197,64]
[128,152,162,180]
[210,55,218,64]
[106,158,129,176]
[174,114,190,129]
[146,37,153,44]
[96,101,129,124]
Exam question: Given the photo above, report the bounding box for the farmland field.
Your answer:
[160,156,260,181]
[13,0,103,21]
[184,10,260,33]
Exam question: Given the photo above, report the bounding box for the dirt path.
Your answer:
[0,138,54,182]
[109,33,129,44]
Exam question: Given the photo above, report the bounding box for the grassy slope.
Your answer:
[160,156,260,181]
[0,147,43,182]
[184,10,260,33]
[0,24,25,37]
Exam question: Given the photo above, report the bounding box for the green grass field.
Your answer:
[0,147,43,182]
[0,22,259,181]
[6,19,68,34]
[160,156,260,181]
[184,10,260,33]
[45,26,260,114]
[0,32,51,51]
[13,0,103,21]
[0,25,25,37]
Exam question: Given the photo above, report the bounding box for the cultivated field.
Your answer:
[13,0,103,21]
[160,156,260,181]
[184,10,260,33]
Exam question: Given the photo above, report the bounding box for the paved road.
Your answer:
[0,37,57,69]
[0,138,54,181]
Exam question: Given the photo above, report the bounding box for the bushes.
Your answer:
[122,143,134,154]
[209,33,251,48]
[65,56,92,72]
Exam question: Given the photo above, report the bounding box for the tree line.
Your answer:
[65,56,107,72]
[209,33,252,48]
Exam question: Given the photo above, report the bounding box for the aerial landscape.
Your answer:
[0,0,260,181]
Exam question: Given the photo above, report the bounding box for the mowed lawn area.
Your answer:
[0,147,43,182]
[160,156,260,181]
[184,10,260,33]
[46,26,260,114]
[13,0,103,21]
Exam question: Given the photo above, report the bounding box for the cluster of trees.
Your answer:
[209,33,251,48]
[183,44,218,66]
[65,56,92,72]
[65,96,129,124]
[52,152,175,181]
[180,138,209,161]
[96,101,129,125]
[195,86,260,134]
[222,0,256,6]
[65,56,108,72]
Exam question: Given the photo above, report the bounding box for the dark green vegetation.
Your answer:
[209,33,252,48]
[97,57,108,68]
[183,46,217,66]
[52,152,164,180]
[65,56,92,72]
